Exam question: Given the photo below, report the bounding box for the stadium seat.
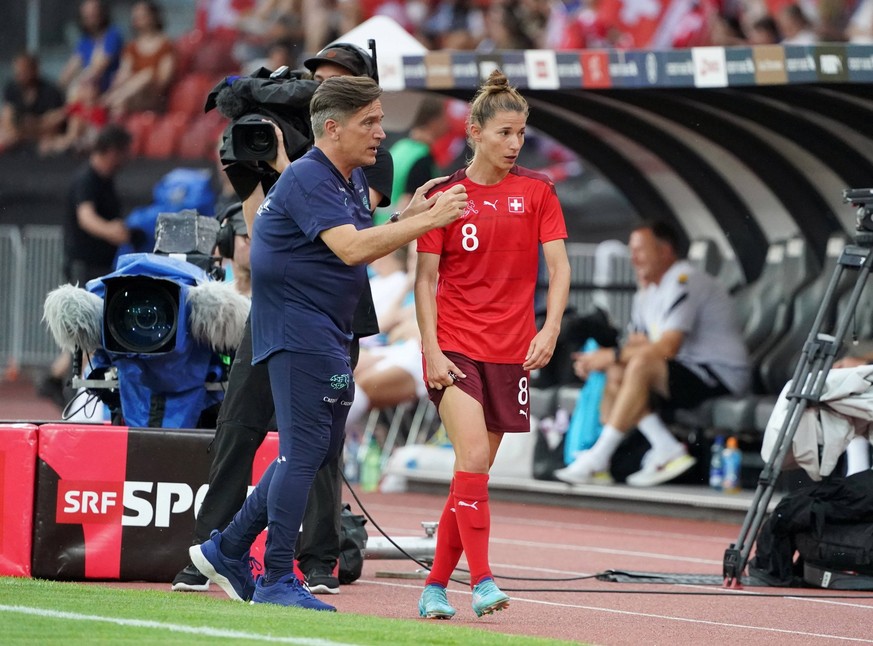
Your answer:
[168,73,218,118]
[173,30,205,78]
[756,233,851,400]
[142,112,189,159]
[687,237,722,277]
[680,236,818,436]
[123,111,158,158]
[177,111,227,160]
[190,31,239,76]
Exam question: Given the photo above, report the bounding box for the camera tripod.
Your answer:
[722,209,873,587]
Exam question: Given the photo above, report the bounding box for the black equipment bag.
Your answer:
[796,522,873,576]
[338,503,368,584]
[749,470,873,587]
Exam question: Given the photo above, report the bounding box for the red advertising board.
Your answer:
[31,423,280,582]
[0,424,38,576]
[27,424,278,582]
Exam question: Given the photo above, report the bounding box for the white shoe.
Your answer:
[554,451,613,485]
[625,445,696,487]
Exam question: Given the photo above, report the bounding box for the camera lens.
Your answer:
[229,117,278,162]
[106,280,179,353]
[245,127,273,155]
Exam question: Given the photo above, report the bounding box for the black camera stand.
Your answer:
[722,221,873,588]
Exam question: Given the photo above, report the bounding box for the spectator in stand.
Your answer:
[385,96,449,222]
[420,0,486,50]
[241,38,300,76]
[59,0,125,99]
[776,3,819,43]
[478,1,537,51]
[709,14,748,46]
[234,0,302,70]
[0,52,64,154]
[848,0,873,43]
[746,15,781,44]
[40,79,109,156]
[194,0,256,38]
[102,0,176,118]
[555,220,751,488]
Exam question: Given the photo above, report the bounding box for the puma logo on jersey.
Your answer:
[457,500,479,510]
[483,199,498,210]
[519,409,528,419]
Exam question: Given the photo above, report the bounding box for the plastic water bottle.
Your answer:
[709,435,725,490]
[360,439,382,492]
[721,437,743,494]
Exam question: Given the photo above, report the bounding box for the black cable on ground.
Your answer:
[342,475,873,599]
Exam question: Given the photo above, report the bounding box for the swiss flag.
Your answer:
[508,196,525,213]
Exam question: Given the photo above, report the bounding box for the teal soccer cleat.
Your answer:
[418,584,457,619]
[471,578,510,617]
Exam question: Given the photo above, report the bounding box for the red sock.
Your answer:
[453,471,492,586]
[425,479,464,587]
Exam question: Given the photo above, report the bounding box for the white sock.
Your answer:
[347,389,370,429]
[846,437,871,476]
[586,425,624,470]
[637,413,681,455]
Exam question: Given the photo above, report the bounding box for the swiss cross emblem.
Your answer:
[508,196,525,213]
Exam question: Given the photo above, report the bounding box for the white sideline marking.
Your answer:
[0,605,356,645]
[370,581,873,643]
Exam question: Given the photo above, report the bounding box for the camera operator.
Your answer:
[214,202,251,296]
[174,44,393,596]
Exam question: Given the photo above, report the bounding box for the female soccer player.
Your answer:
[414,69,571,619]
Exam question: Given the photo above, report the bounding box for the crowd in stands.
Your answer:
[3,0,873,163]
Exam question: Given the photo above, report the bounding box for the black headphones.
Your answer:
[216,202,244,260]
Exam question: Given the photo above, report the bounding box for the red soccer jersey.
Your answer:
[417,166,567,363]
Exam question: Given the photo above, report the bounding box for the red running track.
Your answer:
[121,489,873,645]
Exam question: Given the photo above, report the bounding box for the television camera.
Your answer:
[205,40,379,200]
[43,211,249,429]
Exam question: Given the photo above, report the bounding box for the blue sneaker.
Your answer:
[189,530,259,602]
[418,584,456,619]
[251,573,337,611]
[471,578,509,617]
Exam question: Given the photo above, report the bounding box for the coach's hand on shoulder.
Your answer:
[402,175,451,218]
[427,184,467,227]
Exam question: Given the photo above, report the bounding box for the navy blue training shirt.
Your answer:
[250,146,372,364]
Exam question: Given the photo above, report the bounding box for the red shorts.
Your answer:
[424,351,531,433]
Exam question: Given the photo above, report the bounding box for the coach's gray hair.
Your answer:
[310,76,383,138]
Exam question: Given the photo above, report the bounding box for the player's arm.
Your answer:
[524,239,570,371]
[414,250,464,388]
[319,185,465,265]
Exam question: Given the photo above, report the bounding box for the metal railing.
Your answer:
[0,225,64,372]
